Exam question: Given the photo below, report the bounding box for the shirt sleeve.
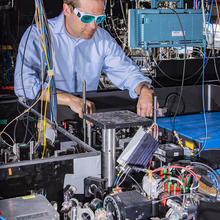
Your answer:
[101,30,152,99]
[14,26,47,100]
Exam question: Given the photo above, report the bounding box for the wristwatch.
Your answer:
[139,82,154,94]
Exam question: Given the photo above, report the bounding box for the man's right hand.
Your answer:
[68,96,96,119]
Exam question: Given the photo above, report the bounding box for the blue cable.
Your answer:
[36,0,48,67]
[113,174,120,187]
[36,0,52,69]
[207,0,214,37]
[193,0,214,157]
[190,42,208,158]
[199,188,219,199]
[43,25,52,68]
[208,0,214,25]
[48,77,57,121]
[36,0,56,122]
[186,0,214,158]
[51,77,57,119]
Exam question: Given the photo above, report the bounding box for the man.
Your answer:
[14,0,154,119]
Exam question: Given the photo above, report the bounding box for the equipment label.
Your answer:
[172,31,185,37]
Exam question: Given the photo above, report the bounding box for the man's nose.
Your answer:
[89,20,97,29]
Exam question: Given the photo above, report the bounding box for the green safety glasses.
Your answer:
[73,8,106,24]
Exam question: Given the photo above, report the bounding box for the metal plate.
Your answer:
[84,110,152,129]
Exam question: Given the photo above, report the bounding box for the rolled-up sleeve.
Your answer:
[14,26,47,100]
[102,31,151,98]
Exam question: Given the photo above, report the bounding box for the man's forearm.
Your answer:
[41,89,96,118]
[41,89,77,107]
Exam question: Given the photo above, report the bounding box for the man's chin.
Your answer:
[82,32,95,39]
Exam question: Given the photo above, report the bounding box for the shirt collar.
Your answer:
[52,12,66,34]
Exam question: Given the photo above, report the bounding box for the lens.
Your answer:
[96,16,106,24]
[81,15,95,23]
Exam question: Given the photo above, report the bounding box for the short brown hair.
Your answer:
[63,0,105,9]
[63,0,79,9]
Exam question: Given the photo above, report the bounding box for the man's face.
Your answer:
[64,0,104,39]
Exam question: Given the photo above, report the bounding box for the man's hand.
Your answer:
[54,91,96,119]
[137,87,154,117]
[68,96,96,119]
[135,82,155,117]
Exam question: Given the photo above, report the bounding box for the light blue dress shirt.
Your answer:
[14,12,151,100]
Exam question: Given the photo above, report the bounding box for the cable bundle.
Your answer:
[34,0,57,157]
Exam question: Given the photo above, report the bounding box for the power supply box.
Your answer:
[0,194,59,220]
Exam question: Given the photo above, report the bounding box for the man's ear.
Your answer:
[63,3,72,16]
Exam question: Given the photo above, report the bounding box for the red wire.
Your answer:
[152,166,200,180]
[148,157,153,170]
[185,173,193,179]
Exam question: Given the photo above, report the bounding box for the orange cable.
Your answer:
[215,0,220,25]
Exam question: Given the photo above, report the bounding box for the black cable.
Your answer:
[154,58,204,82]
[151,77,164,88]
[40,0,58,124]
[41,0,53,64]
[164,92,185,115]
[26,1,50,104]
[213,56,220,82]
[168,8,186,132]
[20,14,35,101]
[51,77,58,124]
[13,119,19,143]
[16,101,37,143]
[191,161,219,200]
[20,69,46,144]
[21,0,55,104]
[152,42,209,83]
[22,111,30,143]
[127,174,146,195]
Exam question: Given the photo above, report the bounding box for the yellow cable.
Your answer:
[36,2,53,158]
[37,5,50,70]
[35,5,44,143]
[42,75,51,158]
[35,3,46,144]
[37,3,49,157]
